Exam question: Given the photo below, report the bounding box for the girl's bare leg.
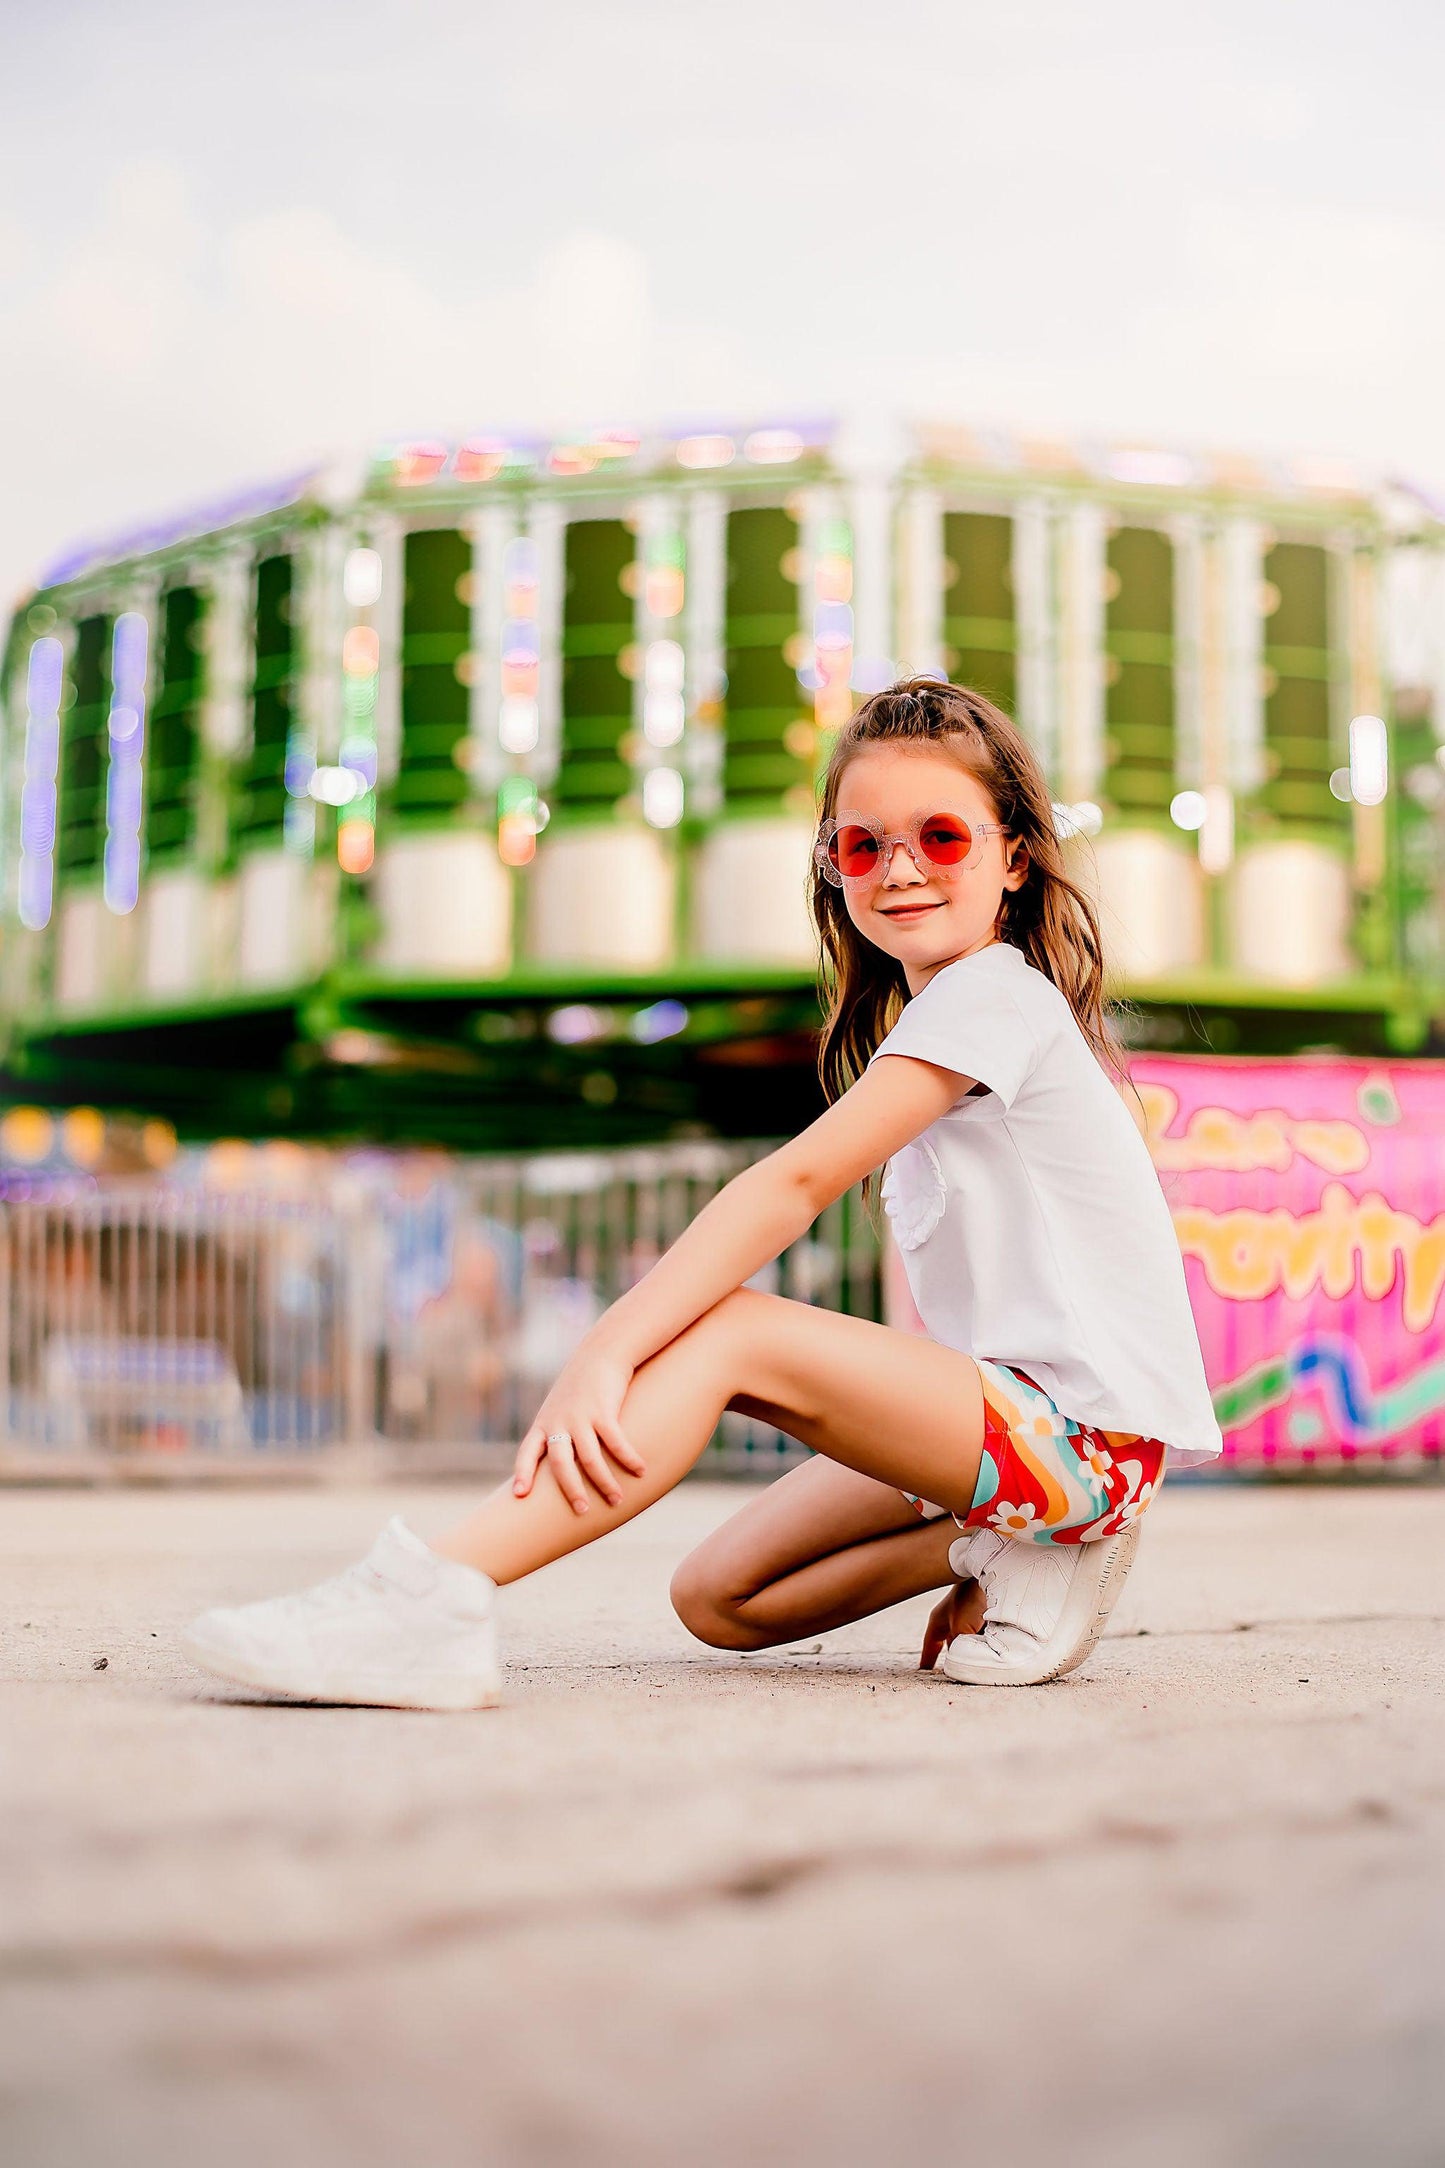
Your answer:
[434,1287,988,1595]
[667,1453,984,1650]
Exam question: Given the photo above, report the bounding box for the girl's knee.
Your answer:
[669,1553,759,1651]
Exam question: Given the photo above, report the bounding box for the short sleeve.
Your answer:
[867,957,1040,1110]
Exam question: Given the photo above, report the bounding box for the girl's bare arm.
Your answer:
[512,1050,971,1506]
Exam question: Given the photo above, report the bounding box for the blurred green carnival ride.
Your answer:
[3,415,1444,1152]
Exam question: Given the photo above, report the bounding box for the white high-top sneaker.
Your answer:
[941,1522,1141,1686]
[181,1517,502,1710]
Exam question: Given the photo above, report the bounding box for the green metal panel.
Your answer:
[397,528,470,818]
[58,613,111,878]
[724,505,807,807]
[943,512,1015,712]
[146,585,205,862]
[1392,701,1443,976]
[1104,526,1174,819]
[234,554,294,845]
[1262,542,1346,838]
[556,520,633,812]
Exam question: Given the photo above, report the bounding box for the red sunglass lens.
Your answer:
[918,815,972,866]
[832,825,881,876]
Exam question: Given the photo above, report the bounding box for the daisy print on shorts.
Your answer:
[1074,1438,1114,1489]
[952,1360,1169,1549]
[1117,1480,1155,1526]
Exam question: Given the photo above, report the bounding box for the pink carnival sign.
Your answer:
[1131,1054,1445,1468]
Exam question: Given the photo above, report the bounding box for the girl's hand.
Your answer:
[919,1578,986,1670]
[511,1349,646,1514]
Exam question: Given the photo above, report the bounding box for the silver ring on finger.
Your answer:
[546,1430,572,1448]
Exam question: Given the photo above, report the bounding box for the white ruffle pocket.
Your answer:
[881,1137,946,1251]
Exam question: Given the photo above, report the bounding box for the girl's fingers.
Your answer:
[512,1432,545,1497]
[597,1415,646,1477]
[919,1593,950,1671]
[545,1434,591,1515]
[573,1427,623,1508]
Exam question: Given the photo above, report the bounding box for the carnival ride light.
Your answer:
[813,600,854,652]
[502,659,540,705]
[1349,715,1388,807]
[1052,801,1104,839]
[497,816,536,866]
[499,696,541,754]
[456,437,507,483]
[644,639,685,694]
[815,553,853,606]
[549,445,599,478]
[642,766,685,828]
[18,637,63,931]
[502,620,542,665]
[337,563,381,870]
[325,1029,389,1066]
[1106,448,1195,489]
[1170,790,1207,831]
[62,1106,107,1168]
[649,568,685,618]
[643,692,685,747]
[497,772,542,867]
[337,818,375,875]
[496,694,534,757]
[547,1004,609,1045]
[337,739,378,790]
[592,430,641,461]
[394,441,450,486]
[811,519,856,732]
[342,624,381,675]
[308,766,365,807]
[503,538,540,613]
[676,435,734,470]
[0,1105,54,1162]
[630,999,688,1044]
[745,429,805,465]
[343,549,384,608]
[103,612,149,914]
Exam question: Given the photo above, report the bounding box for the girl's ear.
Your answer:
[1004,840,1029,889]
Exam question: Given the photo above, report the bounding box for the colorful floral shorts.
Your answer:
[903,1358,1166,1547]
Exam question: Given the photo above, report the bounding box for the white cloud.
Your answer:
[3,2,1445,613]
[0,166,753,602]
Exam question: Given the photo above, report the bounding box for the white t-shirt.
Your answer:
[869,940,1223,1467]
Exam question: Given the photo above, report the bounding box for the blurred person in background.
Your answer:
[183,681,1222,1709]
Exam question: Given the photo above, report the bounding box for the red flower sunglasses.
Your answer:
[814,809,1011,889]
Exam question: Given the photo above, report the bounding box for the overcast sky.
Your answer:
[1,0,1440,610]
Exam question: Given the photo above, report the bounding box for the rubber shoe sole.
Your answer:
[940,1521,1142,1688]
[180,1627,502,1711]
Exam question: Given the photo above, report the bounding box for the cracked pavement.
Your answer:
[3,1480,1443,2167]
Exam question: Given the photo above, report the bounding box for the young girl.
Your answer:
[184,679,1223,1707]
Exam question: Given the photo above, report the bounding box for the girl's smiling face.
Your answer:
[833,743,1028,992]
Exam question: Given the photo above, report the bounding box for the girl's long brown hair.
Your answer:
[812,677,1132,1106]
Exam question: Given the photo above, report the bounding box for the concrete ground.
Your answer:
[2,1479,1443,2168]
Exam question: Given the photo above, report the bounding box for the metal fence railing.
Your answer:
[361,1142,883,1475]
[0,1185,354,1463]
[0,1145,884,1478]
